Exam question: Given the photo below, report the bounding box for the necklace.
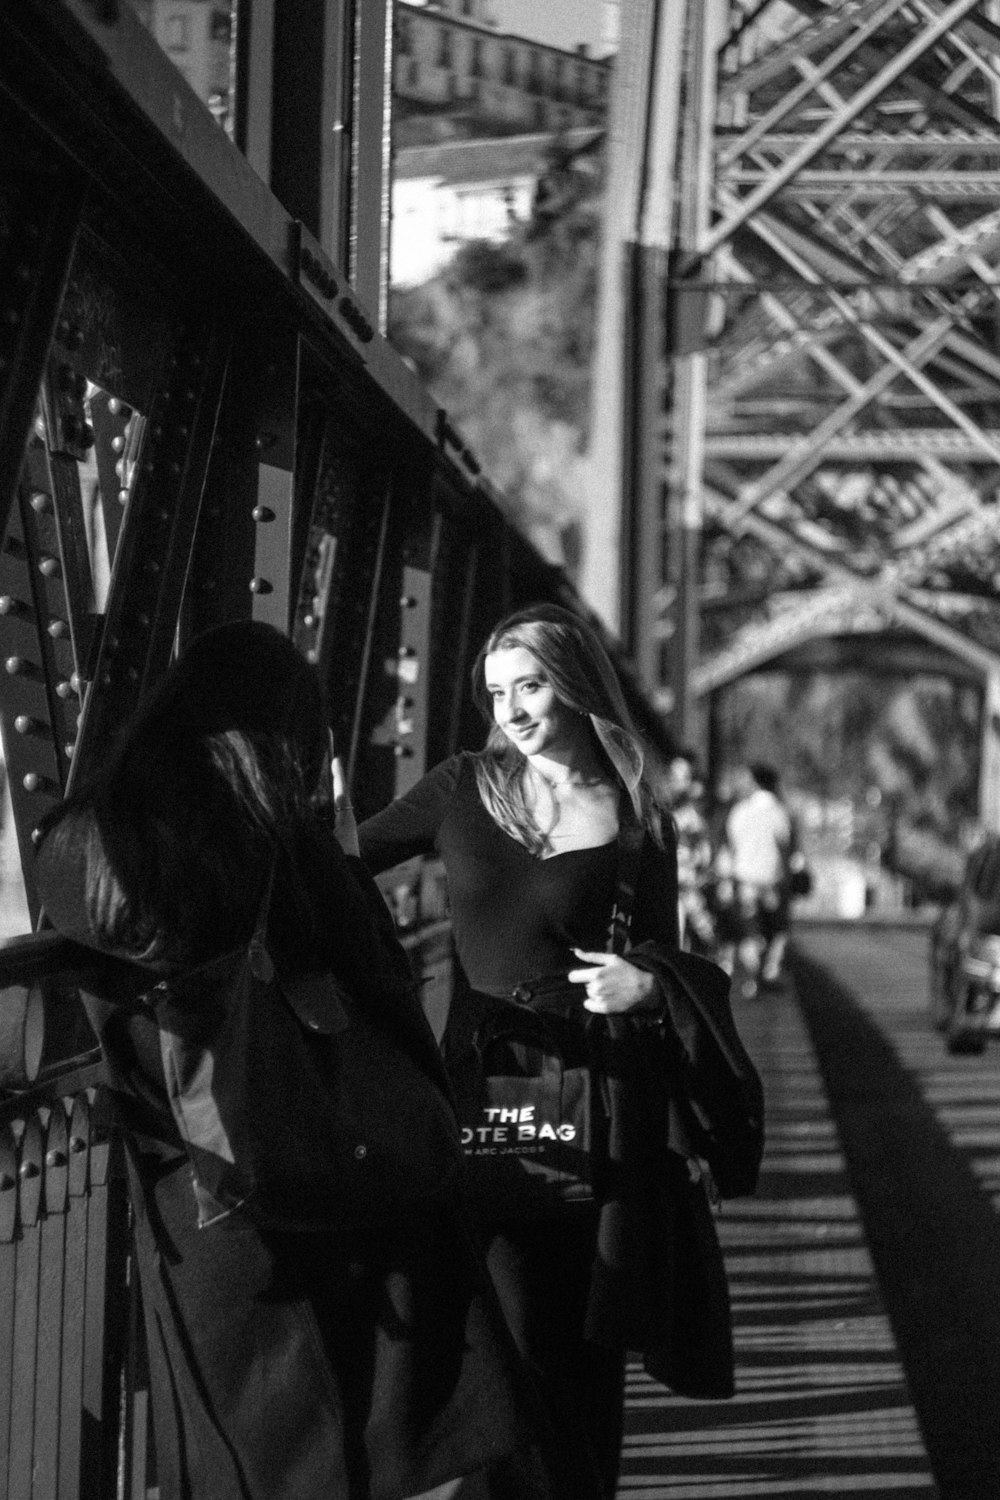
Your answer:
[527,764,607,794]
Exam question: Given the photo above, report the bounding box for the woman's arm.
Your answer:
[355,757,462,874]
[566,823,682,1015]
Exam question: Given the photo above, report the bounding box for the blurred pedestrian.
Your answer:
[664,750,716,955]
[716,761,794,996]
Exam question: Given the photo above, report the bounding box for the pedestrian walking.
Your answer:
[716,761,795,996]
[664,750,717,954]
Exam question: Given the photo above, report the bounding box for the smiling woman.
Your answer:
[481,643,620,857]
[355,602,736,1500]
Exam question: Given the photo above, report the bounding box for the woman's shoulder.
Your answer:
[423,750,484,797]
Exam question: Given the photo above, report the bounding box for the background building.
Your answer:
[130,0,233,129]
[487,0,618,58]
[393,1,610,143]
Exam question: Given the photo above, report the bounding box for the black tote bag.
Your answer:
[152,889,462,1232]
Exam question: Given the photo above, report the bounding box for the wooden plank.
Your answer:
[0,1123,18,1489]
[57,1094,90,1500]
[79,1092,112,1498]
[33,1101,69,1500]
[7,1112,43,1500]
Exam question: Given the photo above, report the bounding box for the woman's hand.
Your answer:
[567,949,659,1014]
[331,754,360,857]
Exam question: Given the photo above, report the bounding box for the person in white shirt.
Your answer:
[716,763,794,995]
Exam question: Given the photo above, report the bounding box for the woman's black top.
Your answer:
[358,752,679,996]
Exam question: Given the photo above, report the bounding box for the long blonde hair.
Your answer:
[471,603,663,855]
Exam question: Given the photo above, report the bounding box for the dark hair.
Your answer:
[748,762,781,796]
[50,622,332,964]
[470,602,662,853]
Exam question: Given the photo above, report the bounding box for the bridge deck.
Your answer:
[618,923,1000,1500]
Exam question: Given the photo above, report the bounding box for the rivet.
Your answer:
[118,489,129,506]
[249,577,273,595]
[38,556,60,578]
[14,715,38,735]
[5,656,31,676]
[29,491,51,514]
[354,1144,367,1160]
[252,506,275,523]
[111,435,125,454]
[45,1150,67,1169]
[18,1159,39,1179]
[0,596,22,616]
[55,679,74,699]
[22,773,41,792]
[47,619,68,639]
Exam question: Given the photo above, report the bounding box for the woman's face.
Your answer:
[484,645,582,760]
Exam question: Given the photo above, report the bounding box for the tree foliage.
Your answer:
[388,136,603,563]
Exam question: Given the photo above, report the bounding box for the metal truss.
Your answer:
[590,0,1000,817]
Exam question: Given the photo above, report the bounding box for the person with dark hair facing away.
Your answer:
[31,620,565,1500]
[349,603,735,1500]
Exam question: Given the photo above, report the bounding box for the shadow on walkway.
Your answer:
[793,933,1000,1500]
[617,962,936,1499]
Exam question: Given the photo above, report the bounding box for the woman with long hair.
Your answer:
[354,603,735,1500]
[32,620,561,1500]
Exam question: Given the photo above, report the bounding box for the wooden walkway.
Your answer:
[617,929,940,1499]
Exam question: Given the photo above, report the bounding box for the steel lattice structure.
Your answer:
[587,0,1000,824]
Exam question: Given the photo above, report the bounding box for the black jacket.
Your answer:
[35,808,557,1500]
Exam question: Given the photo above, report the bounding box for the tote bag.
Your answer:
[451,985,600,1218]
[449,820,644,1219]
[152,891,461,1232]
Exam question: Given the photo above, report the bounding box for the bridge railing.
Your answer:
[0,935,150,1500]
